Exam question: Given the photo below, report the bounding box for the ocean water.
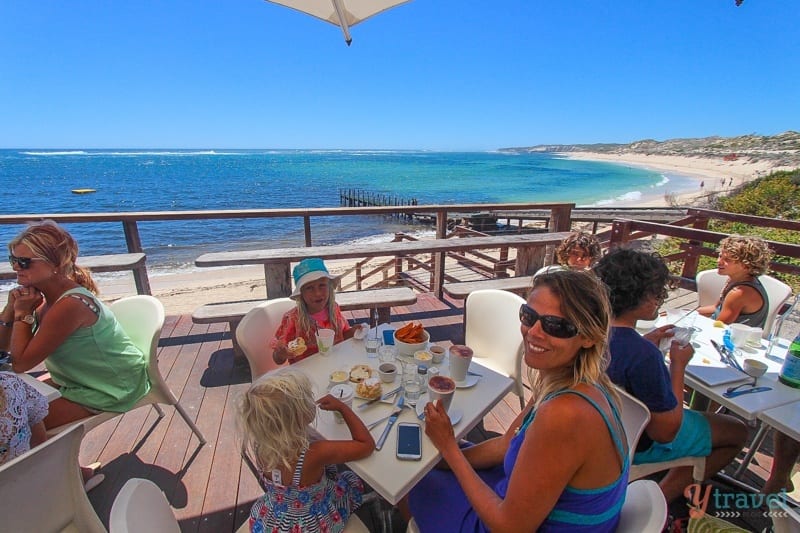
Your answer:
[0,149,696,276]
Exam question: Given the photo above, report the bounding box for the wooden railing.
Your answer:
[609,209,800,290]
[0,203,574,295]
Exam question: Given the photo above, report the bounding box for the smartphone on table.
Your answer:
[396,422,422,461]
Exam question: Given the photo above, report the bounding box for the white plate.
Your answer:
[416,401,463,425]
[454,375,480,388]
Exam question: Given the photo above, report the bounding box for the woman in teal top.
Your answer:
[0,221,149,428]
[402,270,629,532]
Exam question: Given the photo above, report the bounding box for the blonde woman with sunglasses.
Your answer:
[0,221,150,489]
[401,270,629,532]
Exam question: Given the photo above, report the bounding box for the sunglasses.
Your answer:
[519,303,579,339]
[8,255,45,270]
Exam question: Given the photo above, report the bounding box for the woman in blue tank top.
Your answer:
[402,270,629,532]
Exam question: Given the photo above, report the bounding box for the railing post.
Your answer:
[549,205,574,233]
[122,220,151,295]
[680,214,710,280]
[303,216,312,246]
[431,209,448,299]
[609,220,633,249]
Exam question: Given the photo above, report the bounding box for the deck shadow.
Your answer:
[200,348,251,387]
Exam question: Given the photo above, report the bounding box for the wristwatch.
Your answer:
[17,314,35,325]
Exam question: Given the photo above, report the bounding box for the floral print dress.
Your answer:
[249,448,365,533]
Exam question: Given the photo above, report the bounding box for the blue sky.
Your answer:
[1,1,798,150]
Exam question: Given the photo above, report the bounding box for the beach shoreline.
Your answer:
[7,151,795,317]
[560,151,788,208]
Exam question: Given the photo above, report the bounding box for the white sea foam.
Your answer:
[653,174,670,187]
[588,190,643,206]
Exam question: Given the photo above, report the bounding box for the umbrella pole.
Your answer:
[331,0,353,45]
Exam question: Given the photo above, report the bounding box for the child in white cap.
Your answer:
[272,258,364,365]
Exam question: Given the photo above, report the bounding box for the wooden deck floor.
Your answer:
[80,291,783,532]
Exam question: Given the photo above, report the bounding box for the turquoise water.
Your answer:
[0,149,695,273]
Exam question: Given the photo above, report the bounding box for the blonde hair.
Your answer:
[295,279,342,338]
[238,368,317,472]
[719,234,773,276]
[526,270,618,408]
[8,220,98,294]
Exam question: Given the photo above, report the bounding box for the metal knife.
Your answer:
[723,386,772,398]
[710,340,744,372]
[357,385,402,410]
[375,396,404,450]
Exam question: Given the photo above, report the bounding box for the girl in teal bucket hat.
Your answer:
[272,258,364,365]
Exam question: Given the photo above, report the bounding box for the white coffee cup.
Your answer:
[428,375,456,412]
[448,345,473,383]
[329,383,354,423]
[745,327,763,348]
[729,323,750,347]
[316,328,335,355]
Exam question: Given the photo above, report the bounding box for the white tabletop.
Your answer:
[757,401,800,442]
[660,313,800,421]
[17,372,61,402]
[286,325,513,505]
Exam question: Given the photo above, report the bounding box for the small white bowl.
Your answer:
[414,349,434,366]
[743,358,768,378]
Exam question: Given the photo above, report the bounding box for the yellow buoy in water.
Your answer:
[71,188,97,194]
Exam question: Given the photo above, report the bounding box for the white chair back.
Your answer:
[696,269,727,308]
[617,479,668,533]
[771,499,800,533]
[110,478,181,533]
[614,386,651,465]
[0,424,105,532]
[465,289,527,409]
[759,275,792,337]
[110,295,166,386]
[236,298,296,380]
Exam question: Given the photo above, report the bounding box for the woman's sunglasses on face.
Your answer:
[9,255,45,270]
[519,303,579,339]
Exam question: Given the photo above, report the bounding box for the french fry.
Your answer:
[396,322,426,343]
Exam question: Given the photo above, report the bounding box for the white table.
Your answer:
[660,314,799,421]
[758,401,800,442]
[288,325,514,505]
[17,372,61,402]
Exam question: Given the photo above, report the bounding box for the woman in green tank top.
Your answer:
[0,221,150,486]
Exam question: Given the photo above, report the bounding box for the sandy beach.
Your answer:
[15,151,795,317]
[561,151,790,208]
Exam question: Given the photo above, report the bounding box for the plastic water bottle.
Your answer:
[778,333,800,389]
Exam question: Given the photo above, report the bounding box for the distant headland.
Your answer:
[499,131,800,168]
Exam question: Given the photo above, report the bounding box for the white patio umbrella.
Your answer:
[264,0,412,45]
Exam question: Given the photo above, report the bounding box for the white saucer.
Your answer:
[416,402,463,425]
[454,375,479,388]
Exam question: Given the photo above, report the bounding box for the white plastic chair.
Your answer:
[616,387,706,483]
[772,499,800,533]
[48,295,206,444]
[236,297,296,381]
[464,289,527,410]
[0,423,105,532]
[110,478,180,533]
[617,479,668,533]
[759,275,793,338]
[696,269,792,338]
[614,386,651,465]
